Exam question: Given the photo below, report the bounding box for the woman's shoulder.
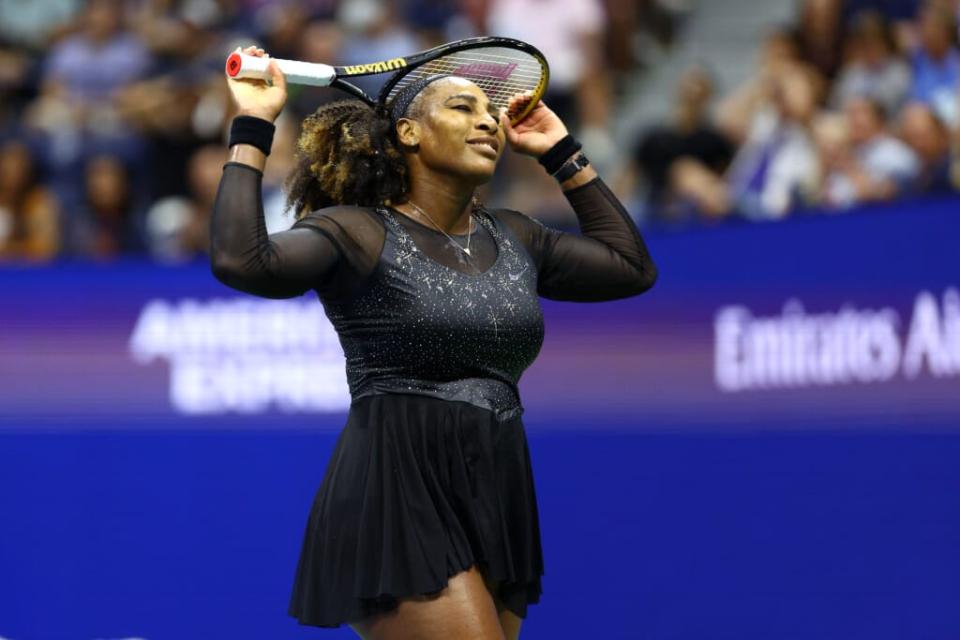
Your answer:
[294,204,384,226]
[485,206,537,224]
[482,207,553,255]
[292,205,387,256]
[484,207,549,235]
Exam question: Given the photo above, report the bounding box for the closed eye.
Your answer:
[452,104,472,112]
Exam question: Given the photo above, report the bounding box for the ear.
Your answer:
[395,118,421,148]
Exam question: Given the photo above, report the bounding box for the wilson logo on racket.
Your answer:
[342,58,408,75]
[452,62,518,81]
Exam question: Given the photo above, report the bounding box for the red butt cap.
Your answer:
[226,53,242,77]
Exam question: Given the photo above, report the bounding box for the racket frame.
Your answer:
[226,36,550,124]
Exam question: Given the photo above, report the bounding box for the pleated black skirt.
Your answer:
[288,393,544,628]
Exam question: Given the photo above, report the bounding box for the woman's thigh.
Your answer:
[481,572,523,640]
[350,565,506,640]
[497,608,522,640]
[483,574,523,640]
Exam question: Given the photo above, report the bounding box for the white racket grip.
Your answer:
[225,52,336,87]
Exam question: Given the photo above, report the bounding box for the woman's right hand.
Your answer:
[226,45,288,123]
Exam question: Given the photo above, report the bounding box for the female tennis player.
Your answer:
[211,45,657,640]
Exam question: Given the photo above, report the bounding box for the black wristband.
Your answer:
[537,134,582,175]
[228,115,276,156]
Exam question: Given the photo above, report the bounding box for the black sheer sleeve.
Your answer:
[494,177,658,301]
[209,162,384,301]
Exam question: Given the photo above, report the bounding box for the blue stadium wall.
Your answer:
[2,196,959,639]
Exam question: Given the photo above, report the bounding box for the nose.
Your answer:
[477,111,499,133]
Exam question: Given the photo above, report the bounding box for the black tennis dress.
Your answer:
[210,162,657,628]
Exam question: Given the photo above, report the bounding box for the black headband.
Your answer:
[386,73,451,124]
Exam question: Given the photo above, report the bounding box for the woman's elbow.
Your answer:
[644,262,659,290]
[210,253,262,294]
[599,263,658,300]
[210,254,306,299]
[210,252,240,288]
[630,262,658,296]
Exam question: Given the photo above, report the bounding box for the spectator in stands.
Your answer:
[797,0,844,78]
[41,0,152,109]
[811,110,851,202]
[633,65,734,224]
[726,64,823,218]
[0,139,60,261]
[716,25,804,146]
[285,19,347,120]
[114,67,221,201]
[0,0,78,51]
[444,0,487,40]
[144,144,228,262]
[72,154,145,259]
[177,144,229,258]
[0,44,36,123]
[130,0,217,64]
[483,0,615,228]
[908,0,960,126]
[258,2,318,61]
[673,64,822,220]
[402,0,461,44]
[487,0,613,155]
[634,0,692,54]
[821,96,920,208]
[1,0,957,255]
[830,10,911,116]
[236,0,338,34]
[898,101,957,194]
[337,0,422,98]
[27,0,153,209]
[0,0,67,120]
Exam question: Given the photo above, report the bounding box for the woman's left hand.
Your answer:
[500,95,569,158]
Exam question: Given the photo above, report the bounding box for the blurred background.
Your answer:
[1,0,959,638]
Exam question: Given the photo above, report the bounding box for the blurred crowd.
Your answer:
[1,0,684,263]
[632,0,960,229]
[2,0,957,264]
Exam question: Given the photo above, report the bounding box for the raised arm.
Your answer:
[498,99,658,302]
[497,177,657,301]
[210,159,340,299]
[210,45,338,299]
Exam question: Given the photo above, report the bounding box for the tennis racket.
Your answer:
[225,36,550,124]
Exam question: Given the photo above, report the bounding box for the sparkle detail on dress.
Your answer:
[320,206,545,422]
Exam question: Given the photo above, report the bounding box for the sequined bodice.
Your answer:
[321,207,546,421]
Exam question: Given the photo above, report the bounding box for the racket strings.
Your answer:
[385,47,546,113]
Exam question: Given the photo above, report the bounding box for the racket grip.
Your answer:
[225,52,336,87]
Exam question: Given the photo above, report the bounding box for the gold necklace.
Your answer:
[405,200,474,257]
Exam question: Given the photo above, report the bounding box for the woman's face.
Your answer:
[0,142,33,194]
[86,155,129,215]
[398,78,505,184]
